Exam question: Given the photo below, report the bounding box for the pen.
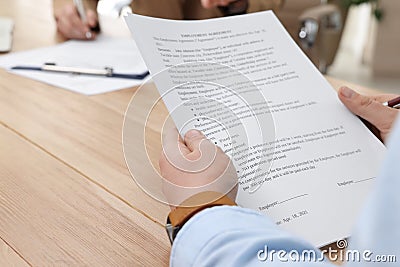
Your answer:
[74,0,87,22]
[11,63,149,80]
[383,96,400,109]
[73,0,100,38]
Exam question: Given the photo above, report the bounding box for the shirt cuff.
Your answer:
[170,205,321,266]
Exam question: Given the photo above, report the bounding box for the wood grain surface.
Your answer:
[0,237,28,267]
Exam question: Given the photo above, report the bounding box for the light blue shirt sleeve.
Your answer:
[171,205,331,266]
[346,117,400,266]
[171,117,400,267]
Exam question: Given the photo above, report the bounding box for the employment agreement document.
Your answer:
[126,11,386,246]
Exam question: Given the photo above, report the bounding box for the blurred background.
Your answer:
[326,1,400,94]
[270,0,400,94]
[1,0,399,94]
[97,0,400,93]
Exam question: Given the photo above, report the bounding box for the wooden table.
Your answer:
[0,0,381,266]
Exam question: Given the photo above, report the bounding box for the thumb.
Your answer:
[184,130,209,153]
[184,129,217,163]
[338,86,393,131]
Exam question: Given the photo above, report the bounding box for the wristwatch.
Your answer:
[165,191,236,244]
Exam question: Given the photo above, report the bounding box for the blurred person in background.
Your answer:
[53,0,282,40]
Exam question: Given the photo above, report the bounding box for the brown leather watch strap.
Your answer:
[168,191,236,227]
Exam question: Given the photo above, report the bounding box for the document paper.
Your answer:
[126,11,386,246]
[0,35,147,95]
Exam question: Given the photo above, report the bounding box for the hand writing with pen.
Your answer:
[338,86,399,143]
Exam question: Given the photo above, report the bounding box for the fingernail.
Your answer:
[85,31,92,39]
[185,129,202,138]
[340,87,355,98]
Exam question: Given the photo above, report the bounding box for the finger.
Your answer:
[218,0,235,6]
[55,6,81,39]
[57,17,81,39]
[184,130,207,152]
[184,130,218,167]
[162,127,190,156]
[201,0,214,8]
[70,28,93,40]
[371,94,400,104]
[338,86,397,130]
[58,15,89,39]
[160,127,189,176]
[161,129,217,172]
[66,6,96,40]
[84,31,96,40]
[86,9,98,28]
[71,27,95,40]
[63,4,79,19]
[70,14,91,35]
